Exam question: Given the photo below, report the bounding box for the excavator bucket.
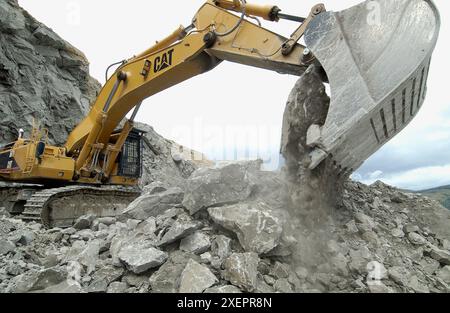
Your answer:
[304,0,440,174]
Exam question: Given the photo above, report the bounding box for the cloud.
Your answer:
[356,164,450,191]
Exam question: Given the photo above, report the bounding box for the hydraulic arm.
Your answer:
[64,0,323,182]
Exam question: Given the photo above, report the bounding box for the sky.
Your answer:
[18,0,450,191]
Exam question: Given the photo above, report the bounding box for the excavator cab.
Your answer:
[116,128,144,179]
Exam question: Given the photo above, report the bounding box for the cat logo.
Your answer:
[154,49,175,73]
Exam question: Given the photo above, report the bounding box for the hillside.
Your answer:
[418,186,450,210]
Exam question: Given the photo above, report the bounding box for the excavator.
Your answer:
[0,0,440,227]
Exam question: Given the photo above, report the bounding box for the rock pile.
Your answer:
[1,161,450,293]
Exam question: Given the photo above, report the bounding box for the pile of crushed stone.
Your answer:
[1,161,449,293]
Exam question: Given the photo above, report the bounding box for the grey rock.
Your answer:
[354,212,376,232]
[428,245,450,265]
[96,217,116,226]
[107,282,129,294]
[122,187,184,220]
[391,228,405,238]
[179,259,218,293]
[149,252,196,293]
[223,253,259,292]
[408,232,428,246]
[345,220,359,234]
[404,225,420,234]
[271,262,291,279]
[419,257,440,275]
[6,267,67,293]
[143,181,168,195]
[183,161,260,215]
[407,276,429,293]
[87,265,124,293]
[348,247,371,274]
[388,266,411,287]
[211,235,232,261]
[367,261,388,281]
[204,285,242,293]
[158,214,202,246]
[0,207,10,218]
[0,239,15,255]
[118,245,168,274]
[273,278,293,293]
[37,281,85,293]
[208,202,283,255]
[122,274,149,288]
[436,266,450,284]
[180,232,211,255]
[73,214,96,230]
[368,282,394,293]
[0,0,100,147]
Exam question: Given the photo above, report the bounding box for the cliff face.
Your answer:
[0,0,100,146]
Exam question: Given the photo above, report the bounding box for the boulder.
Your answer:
[388,266,411,287]
[179,259,218,293]
[408,232,428,246]
[87,265,124,293]
[208,202,283,255]
[73,214,96,230]
[273,278,293,293]
[107,282,129,294]
[6,267,67,293]
[158,214,202,246]
[428,245,450,266]
[223,253,260,292]
[149,251,196,293]
[436,266,450,284]
[118,245,168,274]
[211,235,232,261]
[122,187,184,220]
[180,232,211,255]
[183,161,260,215]
[0,239,15,255]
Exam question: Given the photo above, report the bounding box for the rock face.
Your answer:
[0,0,99,146]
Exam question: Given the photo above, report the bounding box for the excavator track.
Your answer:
[20,185,141,228]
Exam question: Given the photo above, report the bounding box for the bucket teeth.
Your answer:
[304,0,440,173]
